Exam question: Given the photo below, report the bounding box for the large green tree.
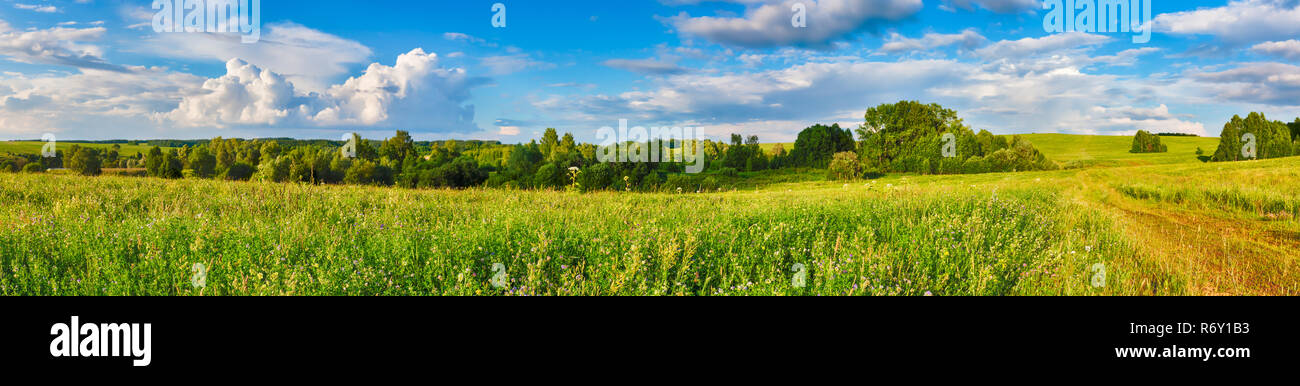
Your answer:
[188,147,217,178]
[66,146,103,176]
[145,146,164,177]
[540,128,559,159]
[788,123,854,168]
[160,151,183,179]
[552,132,577,165]
[856,101,969,171]
[379,130,416,161]
[854,101,1053,175]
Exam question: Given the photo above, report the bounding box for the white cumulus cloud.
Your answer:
[162,49,484,133]
[1154,0,1300,45]
[147,22,373,92]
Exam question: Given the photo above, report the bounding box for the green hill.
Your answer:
[760,134,1221,168]
[0,141,176,156]
[1018,133,1220,167]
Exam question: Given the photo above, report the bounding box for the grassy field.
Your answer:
[1020,134,1221,167]
[759,134,1222,167]
[0,135,1295,296]
[0,141,175,156]
[759,142,794,155]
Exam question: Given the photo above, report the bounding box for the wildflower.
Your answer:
[924,291,932,296]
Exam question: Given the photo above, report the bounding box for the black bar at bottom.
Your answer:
[0,297,1290,376]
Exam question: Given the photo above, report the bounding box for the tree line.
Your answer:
[828,101,1058,180]
[4,100,1067,190]
[1210,113,1300,162]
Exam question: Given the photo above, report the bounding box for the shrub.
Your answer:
[255,157,291,183]
[22,162,45,173]
[69,148,103,176]
[223,162,256,181]
[827,151,861,180]
[485,172,519,189]
[717,167,739,178]
[937,157,964,175]
[1195,147,1211,163]
[576,163,614,192]
[962,156,990,174]
[701,176,720,191]
[343,160,379,185]
[661,174,703,192]
[985,136,1058,172]
[422,157,481,188]
[533,163,562,189]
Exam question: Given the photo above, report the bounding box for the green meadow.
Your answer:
[0,141,175,157]
[0,134,1296,296]
[1018,134,1222,167]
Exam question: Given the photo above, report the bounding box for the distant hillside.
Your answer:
[0,141,178,156]
[1019,134,1221,167]
[2,138,504,157]
[760,133,1221,168]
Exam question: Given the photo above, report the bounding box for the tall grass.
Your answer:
[0,173,1138,296]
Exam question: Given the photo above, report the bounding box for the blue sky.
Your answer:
[2,0,1299,143]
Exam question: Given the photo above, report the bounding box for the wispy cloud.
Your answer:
[14,3,60,13]
[601,58,692,75]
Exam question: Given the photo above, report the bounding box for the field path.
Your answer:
[1067,168,1297,296]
